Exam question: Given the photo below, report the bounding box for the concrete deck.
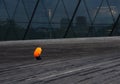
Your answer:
[0,36,120,84]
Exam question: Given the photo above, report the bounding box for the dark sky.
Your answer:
[0,0,120,24]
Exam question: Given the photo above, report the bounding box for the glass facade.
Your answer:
[0,0,120,41]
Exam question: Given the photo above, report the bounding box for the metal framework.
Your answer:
[109,14,120,36]
[23,0,40,40]
[0,0,120,41]
[63,0,82,38]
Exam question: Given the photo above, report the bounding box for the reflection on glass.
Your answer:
[0,0,120,41]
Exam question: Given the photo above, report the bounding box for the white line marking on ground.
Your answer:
[24,58,120,82]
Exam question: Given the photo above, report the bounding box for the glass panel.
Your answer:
[13,0,29,22]
[0,0,9,21]
[3,0,18,18]
[94,0,114,24]
[0,0,120,41]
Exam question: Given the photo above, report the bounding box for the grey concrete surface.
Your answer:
[0,36,120,84]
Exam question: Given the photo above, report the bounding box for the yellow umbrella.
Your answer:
[34,47,42,59]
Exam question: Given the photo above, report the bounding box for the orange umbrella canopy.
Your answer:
[34,47,42,58]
